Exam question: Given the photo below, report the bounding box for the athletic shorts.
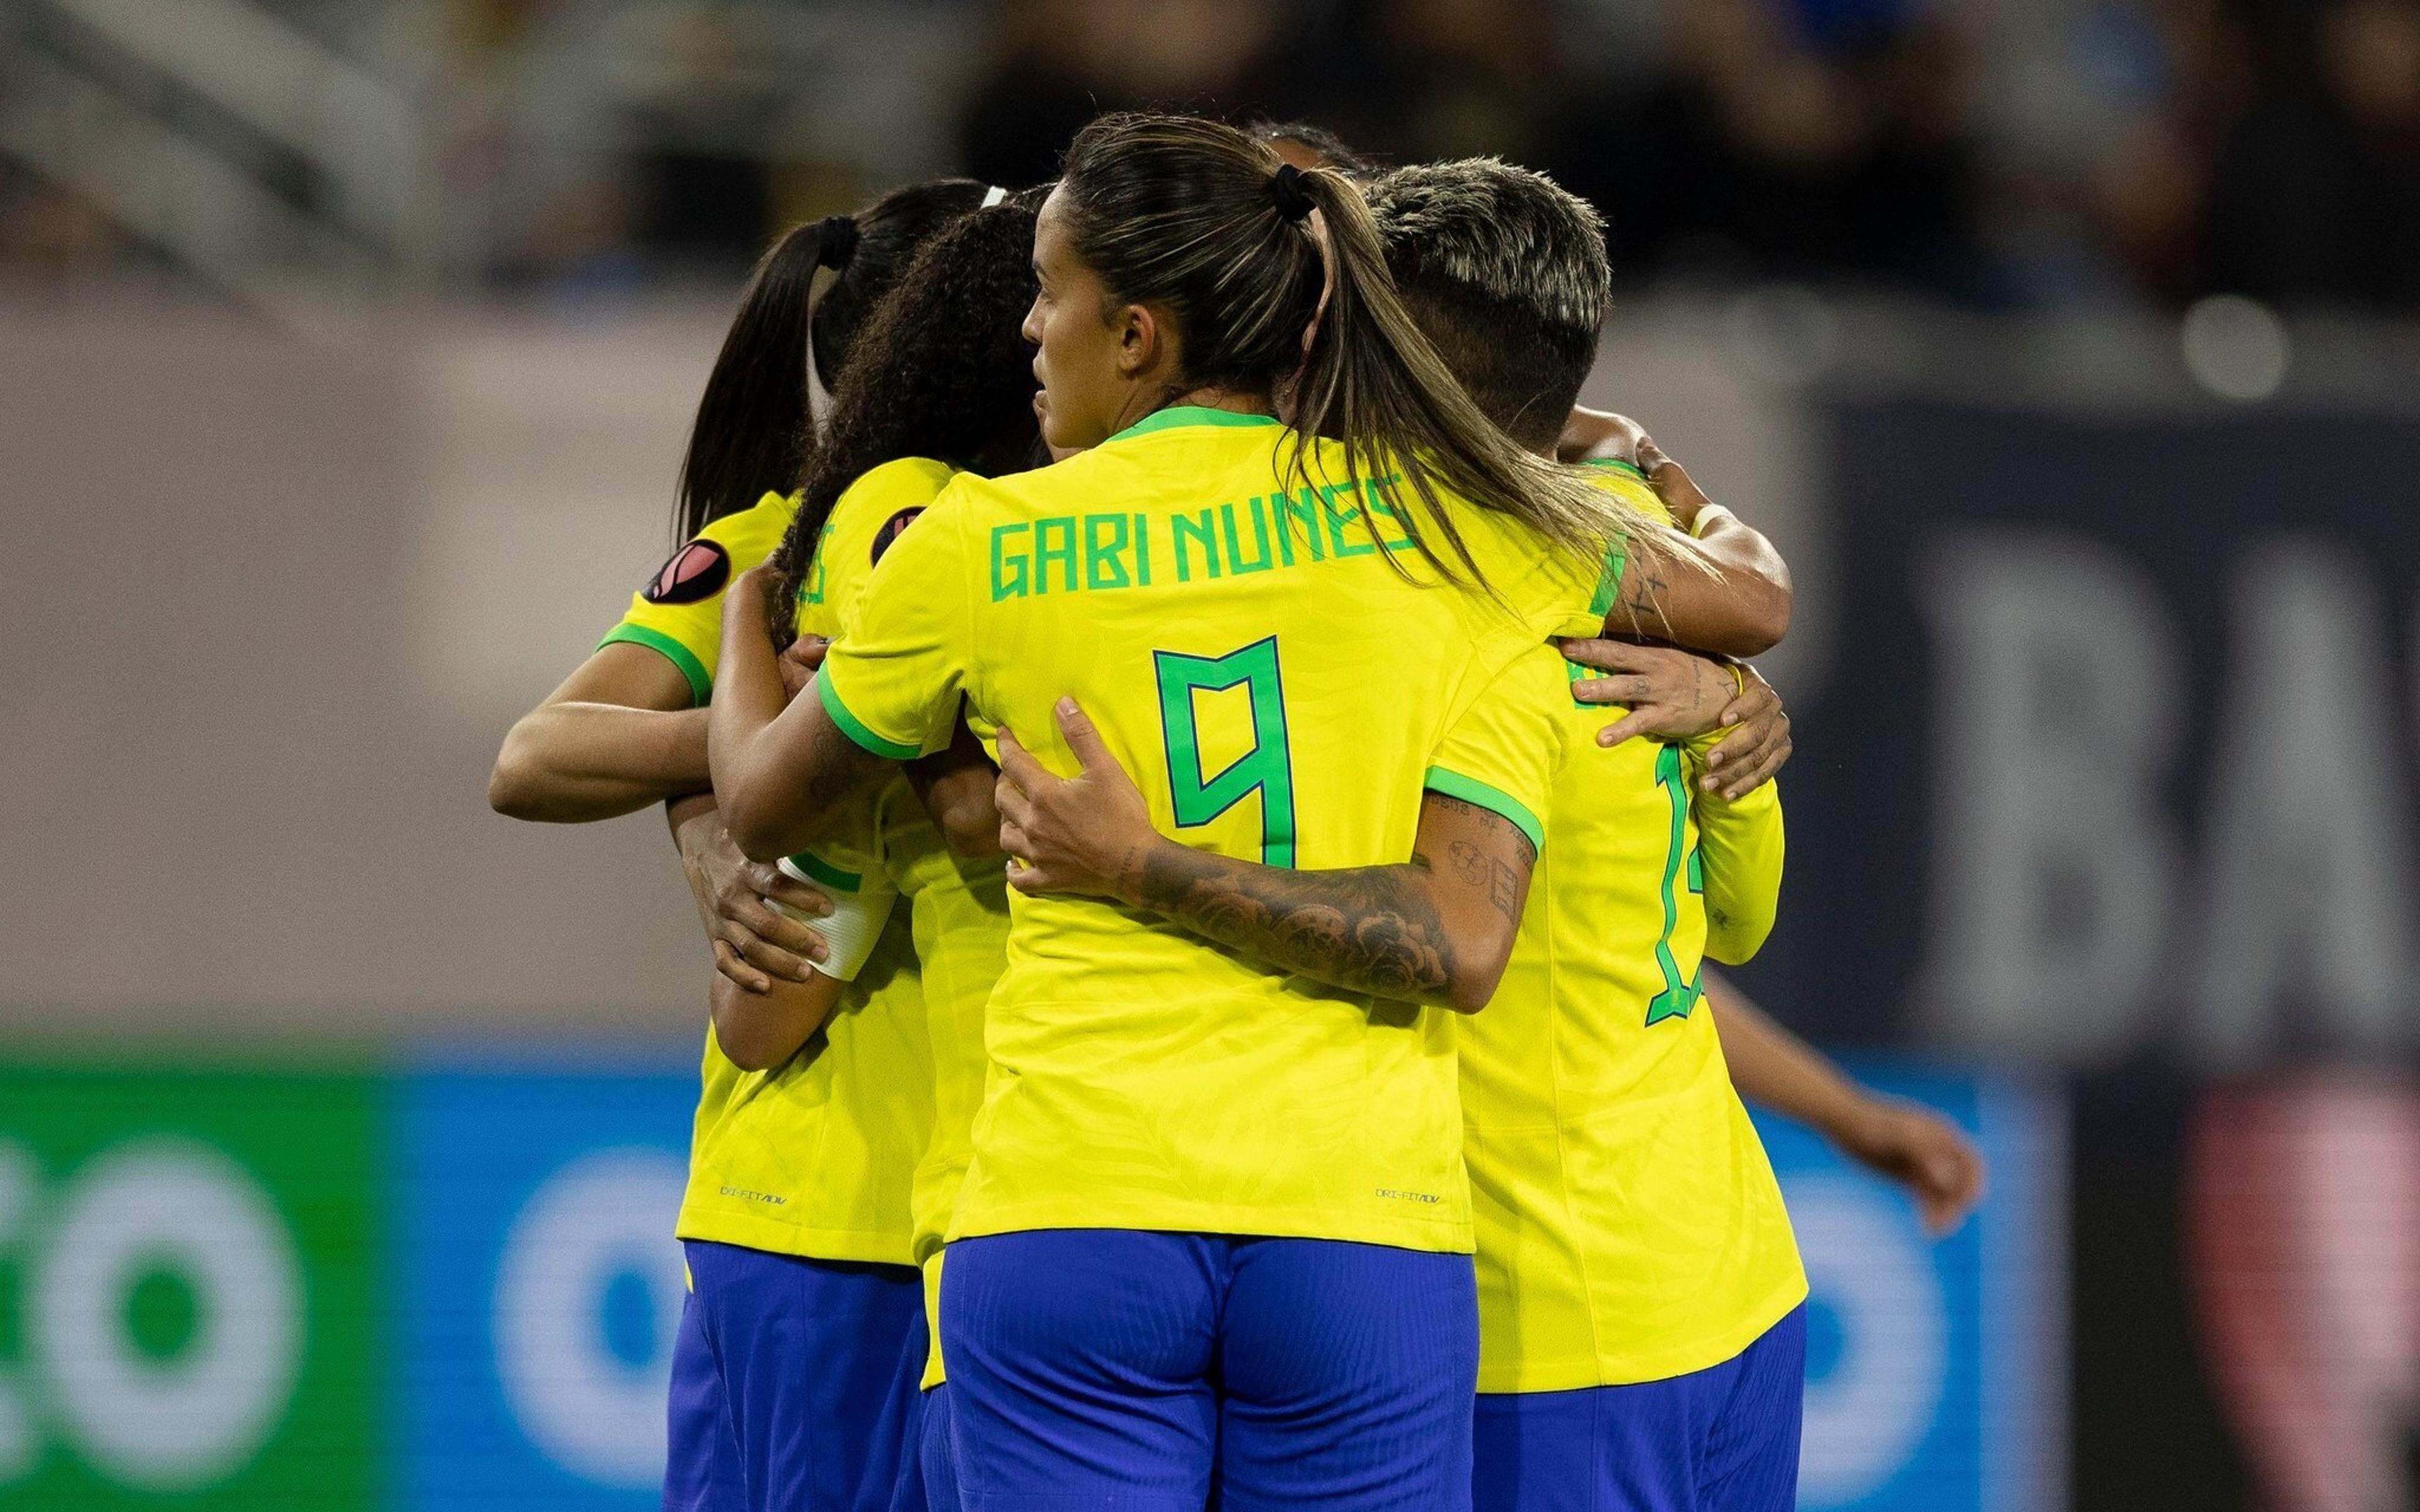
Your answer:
[663,1239,925,1512]
[892,1383,962,1512]
[941,1228,1480,1512]
[1470,1305,1806,1512]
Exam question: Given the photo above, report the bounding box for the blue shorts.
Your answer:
[664,1239,925,1512]
[887,1381,964,1512]
[909,1383,963,1512]
[1470,1305,1806,1512]
[941,1228,1480,1512]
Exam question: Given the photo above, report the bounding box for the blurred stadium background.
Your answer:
[3,0,2417,1507]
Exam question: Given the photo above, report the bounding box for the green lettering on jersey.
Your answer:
[1369,493,1419,553]
[1645,743,1703,1026]
[1221,497,1275,575]
[1085,512,1132,590]
[1322,481,1377,558]
[1173,508,1221,582]
[802,519,835,604]
[1275,488,1325,566]
[990,522,1031,601]
[1134,513,1153,587]
[1154,636,1297,867]
[1035,516,1078,593]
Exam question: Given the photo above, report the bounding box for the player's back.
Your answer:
[1459,471,1802,1392]
[626,485,934,1266]
[824,405,1599,1252]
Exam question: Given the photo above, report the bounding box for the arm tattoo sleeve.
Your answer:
[1131,849,1457,1005]
[1428,794,1535,926]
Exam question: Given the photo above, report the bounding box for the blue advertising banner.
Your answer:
[393,1067,696,1511]
[1754,1063,2064,1512]
[369,1059,2059,1512]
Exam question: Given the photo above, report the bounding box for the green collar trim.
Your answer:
[1106,405,1282,444]
[1586,457,1649,481]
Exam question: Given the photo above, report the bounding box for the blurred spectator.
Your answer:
[2199,0,2420,309]
[2077,0,2258,304]
[957,0,1288,188]
[1545,0,1990,299]
[609,4,788,278]
[1291,0,1564,168]
[0,167,130,286]
[10,0,2420,315]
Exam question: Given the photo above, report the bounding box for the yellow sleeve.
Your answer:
[1422,643,1568,856]
[1685,732,1783,964]
[597,492,800,706]
[1581,461,1670,631]
[803,457,959,643]
[816,481,977,761]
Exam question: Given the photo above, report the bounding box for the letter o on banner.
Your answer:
[0,1138,40,1486]
[34,1140,304,1491]
[493,1147,688,1488]
[1793,1174,1951,1508]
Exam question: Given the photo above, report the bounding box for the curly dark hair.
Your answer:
[768,197,1043,640]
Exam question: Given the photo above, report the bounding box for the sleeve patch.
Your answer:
[870,507,926,567]
[643,539,731,604]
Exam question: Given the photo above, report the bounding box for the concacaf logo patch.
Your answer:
[870,508,925,566]
[643,539,730,604]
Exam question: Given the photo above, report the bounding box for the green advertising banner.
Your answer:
[0,1068,379,1509]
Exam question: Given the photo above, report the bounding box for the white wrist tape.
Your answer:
[775,855,896,981]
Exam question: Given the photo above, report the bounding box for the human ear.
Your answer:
[1115,303,1159,379]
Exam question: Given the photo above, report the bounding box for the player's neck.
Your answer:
[1158,383,1272,421]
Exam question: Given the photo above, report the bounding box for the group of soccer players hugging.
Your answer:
[490,114,1988,1512]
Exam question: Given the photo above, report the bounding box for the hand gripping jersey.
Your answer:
[601,481,943,1265]
[816,407,1606,1255]
[1458,469,1804,1392]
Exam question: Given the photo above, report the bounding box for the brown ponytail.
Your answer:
[1057,113,1642,593]
[672,178,999,543]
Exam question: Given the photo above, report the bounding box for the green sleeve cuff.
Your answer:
[815,672,921,760]
[597,624,711,707]
[784,850,864,893]
[1422,767,1546,854]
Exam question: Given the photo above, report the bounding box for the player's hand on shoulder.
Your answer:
[1635,435,1713,533]
[671,805,832,993]
[1563,639,1737,746]
[995,697,1160,905]
[1557,406,1649,466]
[1698,663,1790,799]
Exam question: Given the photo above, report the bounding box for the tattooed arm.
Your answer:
[994,700,1534,1013]
[707,563,892,861]
[1595,434,1792,658]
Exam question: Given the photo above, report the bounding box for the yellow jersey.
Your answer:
[1459,471,1804,1392]
[818,406,1605,1254]
[604,481,940,1266]
[899,833,1010,1389]
[601,491,797,706]
[827,469,1016,1389]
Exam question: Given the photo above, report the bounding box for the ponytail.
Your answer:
[1283,163,1631,595]
[1057,113,1639,597]
[671,179,1004,544]
[673,217,844,542]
